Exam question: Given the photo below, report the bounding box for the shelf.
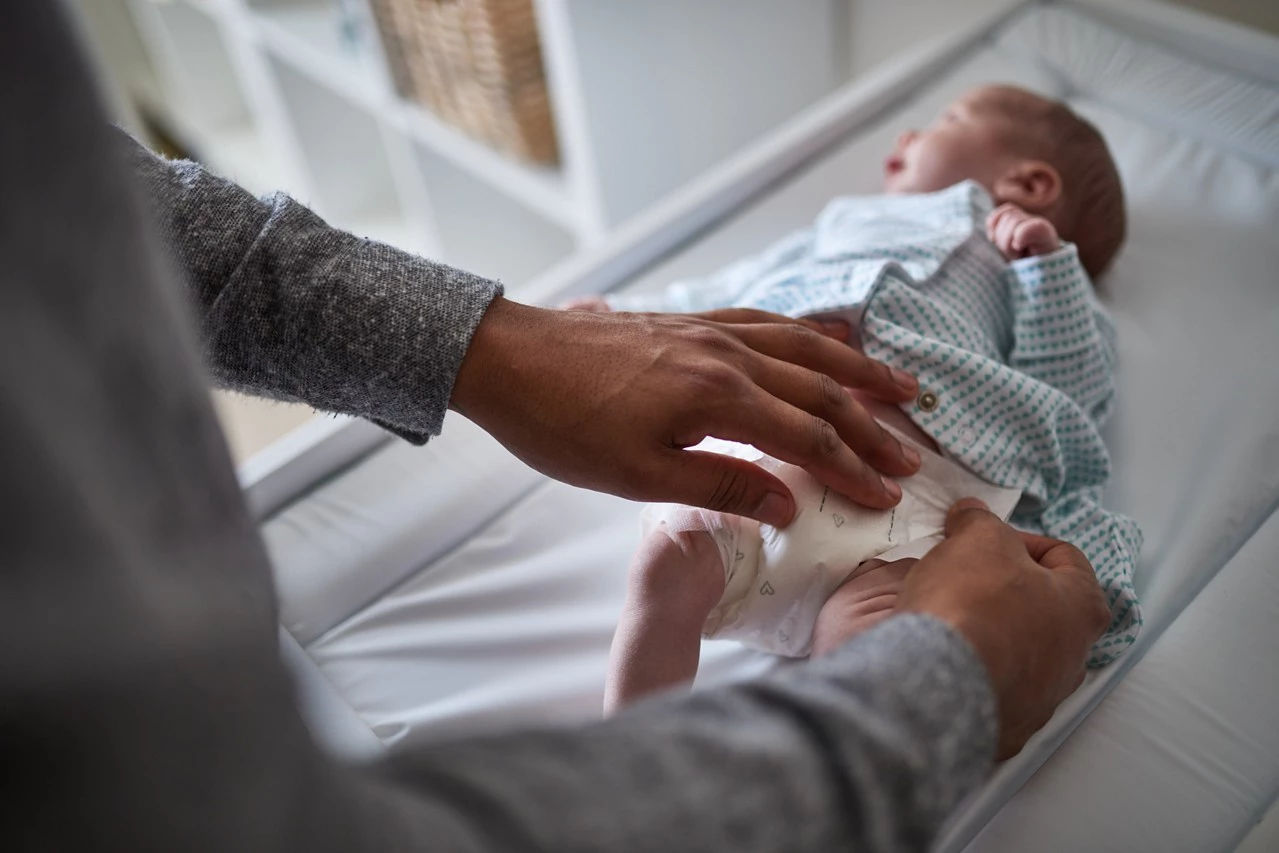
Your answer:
[269,54,426,252]
[247,0,580,234]
[397,103,577,231]
[129,0,288,195]
[176,115,285,198]
[252,2,387,106]
[411,141,575,287]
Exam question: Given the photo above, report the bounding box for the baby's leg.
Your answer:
[810,557,914,656]
[604,526,727,714]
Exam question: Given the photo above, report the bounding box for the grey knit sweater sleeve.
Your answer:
[119,133,501,443]
[369,614,997,852]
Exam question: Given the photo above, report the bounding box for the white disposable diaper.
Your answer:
[642,427,1022,657]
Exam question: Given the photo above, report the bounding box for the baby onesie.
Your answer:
[611,181,1142,666]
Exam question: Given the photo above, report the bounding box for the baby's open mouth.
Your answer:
[884,155,905,177]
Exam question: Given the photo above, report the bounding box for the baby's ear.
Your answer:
[992,161,1061,212]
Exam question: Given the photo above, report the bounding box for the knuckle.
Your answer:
[815,372,846,413]
[1061,543,1090,570]
[787,322,821,354]
[957,507,998,532]
[683,360,742,397]
[704,467,752,514]
[693,325,736,353]
[809,417,842,459]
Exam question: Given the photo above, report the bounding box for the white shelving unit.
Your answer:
[104,0,849,287]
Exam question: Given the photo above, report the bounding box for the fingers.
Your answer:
[708,390,904,509]
[656,448,796,526]
[1011,218,1060,256]
[942,497,1002,538]
[725,321,918,403]
[987,203,1033,259]
[696,307,849,341]
[994,211,1022,255]
[746,356,921,477]
[986,203,1018,245]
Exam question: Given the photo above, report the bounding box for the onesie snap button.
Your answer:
[917,390,939,412]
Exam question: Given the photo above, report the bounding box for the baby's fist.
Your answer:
[986,203,1060,261]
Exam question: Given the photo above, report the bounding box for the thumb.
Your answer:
[665,449,796,526]
[943,497,997,538]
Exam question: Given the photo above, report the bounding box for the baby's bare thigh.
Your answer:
[629,528,727,618]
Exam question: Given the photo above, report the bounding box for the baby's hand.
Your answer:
[986,203,1060,261]
[560,296,612,312]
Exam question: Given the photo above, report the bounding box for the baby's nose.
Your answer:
[896,129,918,150]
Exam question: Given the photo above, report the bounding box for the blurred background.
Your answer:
[71,0,1279,462]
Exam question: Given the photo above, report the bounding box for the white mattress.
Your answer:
[260,2,1279,849]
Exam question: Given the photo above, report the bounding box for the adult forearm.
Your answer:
[374,614,995,852]
[119,132,500,442]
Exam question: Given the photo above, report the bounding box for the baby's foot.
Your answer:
[810,557,916,655]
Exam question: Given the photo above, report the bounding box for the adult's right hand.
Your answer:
[450,297,922,527]
[896,499,1111,759]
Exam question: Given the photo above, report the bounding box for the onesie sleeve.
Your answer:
[1006,243,1117,425]
[1004,246,1140,664]
[606,227,815,314]
[118,130,501,444]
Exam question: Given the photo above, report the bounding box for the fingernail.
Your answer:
[901,443,921,468]
[891,368,917,391]
[882,477,902,501]
[953,496,988,511]
[756,491,793,526]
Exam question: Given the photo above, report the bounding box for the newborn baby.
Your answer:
[578,85,1142,712]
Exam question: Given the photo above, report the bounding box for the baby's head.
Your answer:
[884,85,1125,276]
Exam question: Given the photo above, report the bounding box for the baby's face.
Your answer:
[883,89,1016,195]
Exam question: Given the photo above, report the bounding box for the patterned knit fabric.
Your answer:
[611,181,1141,665]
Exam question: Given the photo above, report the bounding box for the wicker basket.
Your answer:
[370,0,559,165]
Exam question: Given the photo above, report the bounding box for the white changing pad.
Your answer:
[260,2,1279,849]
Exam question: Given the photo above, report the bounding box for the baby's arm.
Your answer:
[604,522,728,714]
[986,202,1060,261]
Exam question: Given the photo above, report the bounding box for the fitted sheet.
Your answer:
[261,2,1279,849]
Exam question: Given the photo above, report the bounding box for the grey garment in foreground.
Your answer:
[117,131,502,443]
[0,1,996,850]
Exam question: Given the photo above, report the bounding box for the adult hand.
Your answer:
[896,499,1110,759]
[449,297,922,526]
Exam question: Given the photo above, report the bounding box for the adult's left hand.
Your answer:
[450,297,922,526]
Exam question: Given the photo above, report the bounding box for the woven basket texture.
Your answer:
[371,0,559,164]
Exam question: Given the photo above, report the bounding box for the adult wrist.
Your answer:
[449,295,523,420]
